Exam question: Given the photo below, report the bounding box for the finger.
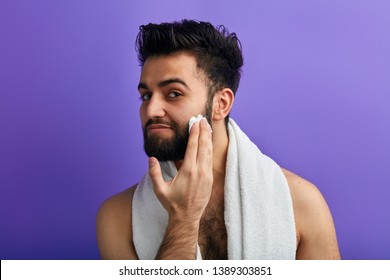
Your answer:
[196,118,213,165]
[148,157,167,196]
[183,120,200,166]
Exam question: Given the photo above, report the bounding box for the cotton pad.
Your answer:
[188,115,203,132]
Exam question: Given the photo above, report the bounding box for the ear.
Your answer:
[212,88,235,121]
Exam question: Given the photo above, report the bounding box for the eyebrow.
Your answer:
[138,78,189,91]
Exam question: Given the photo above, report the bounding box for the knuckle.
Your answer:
[181,165,196,177]
[198,167,213,180]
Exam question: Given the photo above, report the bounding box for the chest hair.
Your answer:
[198,204,228,260]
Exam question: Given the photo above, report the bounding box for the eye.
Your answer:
[139,94,151,102]
[167,91,181,98]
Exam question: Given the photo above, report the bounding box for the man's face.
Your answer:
[138,52,211,161]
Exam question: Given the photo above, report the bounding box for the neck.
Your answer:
[211,122,229,177]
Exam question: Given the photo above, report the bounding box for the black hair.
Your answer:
[136,20,243,124]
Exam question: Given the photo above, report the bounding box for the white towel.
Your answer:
[132,118,296,259]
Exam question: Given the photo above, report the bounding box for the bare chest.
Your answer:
[198,201,227,260]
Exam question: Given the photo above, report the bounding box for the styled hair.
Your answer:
[136,19,243,100]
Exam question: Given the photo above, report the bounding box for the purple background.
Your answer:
[1,0,389,260]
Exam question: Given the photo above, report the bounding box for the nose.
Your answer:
[144,94,166,119]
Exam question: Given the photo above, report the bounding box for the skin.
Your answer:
[96,52,341,260]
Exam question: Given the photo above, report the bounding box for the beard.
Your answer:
[143,99,212,161]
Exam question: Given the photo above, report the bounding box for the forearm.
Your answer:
[155,217,200,260]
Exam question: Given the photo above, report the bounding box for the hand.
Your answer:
[148,118,213,222]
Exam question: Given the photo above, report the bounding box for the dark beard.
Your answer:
[143,119,189,161]
[143,99,212,161]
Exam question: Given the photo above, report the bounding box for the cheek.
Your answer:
[169,108,188,123]
[139,105,147,126]
[175,109,204,129]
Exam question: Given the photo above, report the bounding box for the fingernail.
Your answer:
[149,157,156,167]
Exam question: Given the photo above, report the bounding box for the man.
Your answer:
[96,20,340,260]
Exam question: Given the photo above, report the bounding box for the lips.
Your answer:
[147,123,172,129]
[146,123,173,134]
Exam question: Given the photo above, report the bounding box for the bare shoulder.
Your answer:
[281,168,341,260]
[282,168,323,207]
[96,184,138,259]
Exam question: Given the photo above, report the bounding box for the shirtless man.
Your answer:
[96,20,340,260]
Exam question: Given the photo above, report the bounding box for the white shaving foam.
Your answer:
[188,114,204,132]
